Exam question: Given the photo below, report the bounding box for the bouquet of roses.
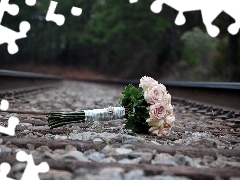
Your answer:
[119,76,175,136]
[47,76,175,136]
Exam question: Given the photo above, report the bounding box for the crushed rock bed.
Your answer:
[0,80,240,180]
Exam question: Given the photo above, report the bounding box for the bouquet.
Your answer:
[47,76,175,136]
[119,76,175,136]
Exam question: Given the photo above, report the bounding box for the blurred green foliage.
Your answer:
[181,27,217,67]
[0,0,239,81]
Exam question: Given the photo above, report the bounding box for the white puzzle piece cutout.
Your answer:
[0,163,15,180]
[0,0,31,54]
[0,99,19,136]
[0,99,9,111]
[46,1,65,26]
[16,151,50,180]
[129,0,138,4]
[71,6,82,16]
[25,0,37,7]
[130,0,240,37]
[0,116,19,136]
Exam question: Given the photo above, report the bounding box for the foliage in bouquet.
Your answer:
[119,84,150,133]
[120,76,175,136]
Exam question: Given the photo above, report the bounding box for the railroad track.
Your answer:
[0,70,240,180]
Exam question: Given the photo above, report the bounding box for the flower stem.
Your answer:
[47,111,85,129]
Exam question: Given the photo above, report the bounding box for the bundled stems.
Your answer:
[47,111,85,129]
[47,107,125,129]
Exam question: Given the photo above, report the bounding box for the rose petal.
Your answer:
[139,76,158,91]
[149,103,166,120]
[147,119,164,127]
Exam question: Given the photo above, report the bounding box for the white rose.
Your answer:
[139,76,158,91]
[149,102,167,120]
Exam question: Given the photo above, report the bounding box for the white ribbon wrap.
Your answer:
[83,107,125,122]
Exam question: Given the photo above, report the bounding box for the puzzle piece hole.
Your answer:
[71,7,82,16]
[129,0,138,3]
[175,12,186,25]
[19,21,30,33]
[0,99,9,111]
[228,23,239,35]
[46,1,65,26]
[150,0,163,13]
[0,163,11,175]
[7,4,19,16]
[25,0,36,6]
[8,42,18,55]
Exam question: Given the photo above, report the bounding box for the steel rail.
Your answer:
[0,69,62,91]
[70,78,240,111]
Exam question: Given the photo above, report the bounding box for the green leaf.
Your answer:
[119,84,151,133]
[125,114,135,129]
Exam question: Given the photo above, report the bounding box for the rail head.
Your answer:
[0,69,61,80]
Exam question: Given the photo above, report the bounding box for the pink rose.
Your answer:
[149,102,166,120]
[139,76,158,91]
[166,104,174,115]
[144,84,167,104]
[162,93,171,105]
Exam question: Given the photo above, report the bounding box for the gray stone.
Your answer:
[99,167,124,180]
[60,151,89,162]
[45,133,55,139]
[36,146,52,153]
[230,177,240,180]
[201,138,222,148]
[185,122,197,130]
[128,152,153,163]
[118,157,142,164]
[120,144,136,150]
[54,135,68,140]
[53,149,66,155]
[102,145,113,154]
[124,169,144,180]
[10,162,27,173]
[23,129,31,134]
[174,154,201,167]
[104,147,133,161]
[112,154,128,161]
[72,168,99,180]
[88,152,105,162]
[152,153,178,166]
[27,144,35,150]
[115,148,133,155]
[39,169,72,180]
[101,157,117,163]
[173,139,184,145]
[84,149,96,156]
[0,145,12,157]
[73,167,124,180]
[65,145,77,152]
[93,138,104,144]
[152,175,191,180]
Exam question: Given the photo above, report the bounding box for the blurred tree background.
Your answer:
[0,0,239,81]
